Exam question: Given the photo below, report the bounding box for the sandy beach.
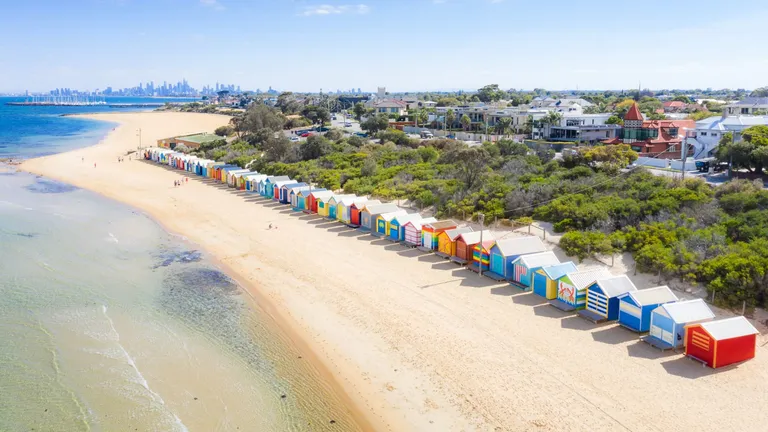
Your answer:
[22,111,768,432]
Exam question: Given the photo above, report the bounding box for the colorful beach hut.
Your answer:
[245,174,266,192]
[311,191,335,214]
[403,217,437,246]
[289,186,311,209]
[327,195,354,220]
[421,220,458,250]
[579,275,637,323]
[455,230,494,264]
[279,182,306,204]
[532,262,578,299]
[336,196,365,224]
[487,237,548,282]
[617,286,678,333]
[316,193,339,217]
[350,200,380,227]
[360,203,400,232]
[262,176,289,197]
[272,180,295,202]
[551,269,611,312]
[471,240,496,271]
[389,213,423,241]
[685,317,759,368]
[227,169,251,187]
[219,166,243,183]
[375,210,407,236]
[510,251,560,288]
[436,227,472,258]
[646,299,714,349]
[207,163,228,178]
[297,188,325,212]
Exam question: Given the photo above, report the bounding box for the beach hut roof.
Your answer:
[289,186,311,195]
[340,196,364,206]
[286,183,308,191]
[359,200,382,210]
[393,213,424,225]
[365,203,400,214]
[595,275,637,298]
[661,299,715,324]
[245,173,266,180]
[312,190,335,201]
[273,180,296,188]
[267,175,291,182]
[623,286,678,306]
[425,220,458,230]
[698,316,759,340]
[512,251,560,268]
[380,210,407,221]
[299,188,326,197]
[407,217,438,230]
[541,262,578,280]
[563,269,612,290]
[493,236,547,257]
[475,239,496,252]
[458,230,495,245]
[444,226,473,241]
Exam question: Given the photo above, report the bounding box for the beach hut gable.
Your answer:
[532,261,578,299]
[403,217,437,245]
[555,269,611,310]
[494,237,547,257]
[437,227,473,256]
[583,275,637,321]
[456,230,494,261]
[648,299,715,349]
[617,286,678,333]
[509,251,560,287]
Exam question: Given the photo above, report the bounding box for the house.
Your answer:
[402,217,437,246]
[297,188,325,211]
[579,275,637,323]
[328,195,355,220]
[685,114,768,159]
[487,236,548,281]
[551,269,612,312]
[646,299,715,349]
[156,132,225,150]
[375,210,407,236]
[360,203,400,232]
[389,213,425,242]
[436,227,473,258]
[454,231,495,264]
[373,99,408,116]
[336,196,365,224]
[603,102,695,159]
[289,186,311,210]
[617,286,678,333]
[685,317,759,368]
[532,262,578,299]
[472,240,496,272]
[350,199,379,227]
[421,220,458,250]
[544,113,621,144]
[724,97,768,115]
[510,251,560,289]
[663,100,688,112]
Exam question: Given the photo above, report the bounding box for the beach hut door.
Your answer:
[587,290,608,317]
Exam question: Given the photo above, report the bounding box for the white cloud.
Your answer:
[200,0,225,10]
[301,4,370,17]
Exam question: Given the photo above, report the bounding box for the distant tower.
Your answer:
[377,87,386,99]
[622,102,644,144]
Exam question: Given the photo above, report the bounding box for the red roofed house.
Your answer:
[373,99,408,116]
[663,100,687,112]
[604,103,696,159]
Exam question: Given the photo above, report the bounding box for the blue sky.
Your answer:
[1,0,767,93]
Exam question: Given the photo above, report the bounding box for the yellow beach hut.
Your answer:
[436,227,473,258]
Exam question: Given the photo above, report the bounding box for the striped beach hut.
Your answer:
[436,227,473,258]
[488,237,548,282]
[646,299,714,349]
[361,203,400,232]
[328,195,354,220]
[510,251,560,289]
[455,231,494,264]
[350,200,380,227]
[389,213,423,242]
[337,196,365,224]
[685,317,759,368]
[471,240,496,271]
[310,190,335,214]
[403,217,437,246]
[617,286,678,333]
[551,269,612,312]
[579,275,637,323]
[375,210,407,236]
[421,220,457,250]
[532,262,578,299]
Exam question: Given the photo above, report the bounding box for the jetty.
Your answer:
[6,95,106,107]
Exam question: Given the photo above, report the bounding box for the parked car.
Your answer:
[332,116,337,120]
[300,132,313,138]
[289,136,300,142]
[344,122,353,127]
[354,132,368,138]
[315,127,329,132]
[420,130,434,139]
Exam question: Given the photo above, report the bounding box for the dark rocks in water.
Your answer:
[24,178,78,194]
[15,232,38,238]
[153,250,203,268]
[194,397,198,400]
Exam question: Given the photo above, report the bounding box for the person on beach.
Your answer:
[94,163,96,168]
[268,223,273,230]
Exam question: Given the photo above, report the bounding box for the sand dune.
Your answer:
[23,112,768,432]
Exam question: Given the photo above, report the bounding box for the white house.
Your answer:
[724,97,768,115]
[686,115,768,159]
[546,113,621,144]
[372,99,408,116]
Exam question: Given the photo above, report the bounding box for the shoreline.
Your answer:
[21,111,768,432]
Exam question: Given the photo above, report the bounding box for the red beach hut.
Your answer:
[684,316,759,368]
[350,200,380,227]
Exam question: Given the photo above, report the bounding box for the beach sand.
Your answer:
[23,112,768,432]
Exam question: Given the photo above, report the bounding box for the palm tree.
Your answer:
[494,117,513,138]
[460,114,471,131]
[446,109,456,131]
[418,109,429,128]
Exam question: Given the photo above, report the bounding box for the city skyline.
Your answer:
[1,1,767,92]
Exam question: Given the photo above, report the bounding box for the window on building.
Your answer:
[701,132,707,136]
[742,108,749,114]
[712,133,718,137]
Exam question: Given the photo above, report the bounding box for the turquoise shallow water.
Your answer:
[0,107,360,431]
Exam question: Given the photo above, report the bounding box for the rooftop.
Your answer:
[595,275,637,298]
[541,262,578,280]
[727,97,768,106]
[623,286,678,306]
[563,269,612,290]
[624,103,643,121]
[661,299,715,324]
[696,115,768,130]
[493,236,547,257]
[513,251,560,268]
[699,316,759,340]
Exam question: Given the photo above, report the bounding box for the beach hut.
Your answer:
[436,227,472,258]
[245,174,266,192]
[509,251,560,288]
[226,169,251,187]
[684,317,759,368]
[336,196,365,224]
[327,195,354,220]
[389,213,423,241]
[360,203,400,232]
[454,230,495,264]
[297,188,325,212]
[233,171,257,189]
[195,159,214,176]
[289,186,311,209]
[551,269,612,312]
[350,200,380,227]
[471,240,496,271]
[311,190,335,214]
[617,286,679,333]
[279,183,305,204]
[646,299,715,349]
[262,176,290,197]
[272,180,295,201]
[488,237,548,282]
[214,165,238,181]
[375,210,407,236]
[579,275,637,323]
[421,220,458,250]
[403,217,437,246]
[202,160,218,177]
[316,193,339,217]
[532,262,578,299]
[207,163,227,179]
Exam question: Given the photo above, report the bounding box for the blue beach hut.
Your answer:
[289,186,311,210]
[389,213,423,242]
[278,182,303,204]
[532,261,578,299]
[646,299,715,349]
[579,275,637,323]
[510,251,560,289]
[487,236,547,281]
[617,286,678,333]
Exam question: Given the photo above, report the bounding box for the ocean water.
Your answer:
[0,104,360,431]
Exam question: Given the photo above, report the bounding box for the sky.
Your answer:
[1,0,767,93]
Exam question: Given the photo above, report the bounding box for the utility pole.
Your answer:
[137,128,142,150]
[478,213,485,277]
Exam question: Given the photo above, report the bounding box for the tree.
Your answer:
[716,126,768,174]
[672,95,692,104]
[436,97,459,107]
[605,115,624,125]
[214,125,234,137]
[352,102,366,120]
[263,136,293,162]
[361,113,390,135]
[418,109,429,127]
[460,114,471,131]
[494,117,513,138]
[446,109,456,130]
[301,106,330,126]
[477,84,505,102]
[299,135,332,161]
[749,87,768,98]
[638,97,663,115]
[497,139,529,157]
[687,111,719,121]
[241,104,285,136]
[559,231,613,261]
[276,92,302,114]
[441,146,490,191]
